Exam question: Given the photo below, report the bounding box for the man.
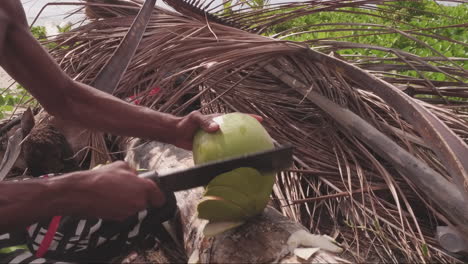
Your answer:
[0,0,260,263]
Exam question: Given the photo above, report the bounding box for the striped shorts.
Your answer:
[0,174,177,264]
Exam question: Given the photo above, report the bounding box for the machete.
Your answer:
[91,0,157,93]
[139,145,294,192]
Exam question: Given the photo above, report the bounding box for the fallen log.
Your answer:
[124,138,349,263]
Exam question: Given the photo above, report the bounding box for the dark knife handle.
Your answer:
[138,170,178,227]
[139,170,169,197]
[139,170,178,224]
[139,170,171,200]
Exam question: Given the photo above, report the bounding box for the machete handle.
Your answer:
[139,170,178,224]
[139,170,170,195]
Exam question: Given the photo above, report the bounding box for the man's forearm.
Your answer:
[64,80,182,144]
[0,172,88,234]
[0,6,183,145]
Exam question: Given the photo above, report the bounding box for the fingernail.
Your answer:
[208,123,219,131]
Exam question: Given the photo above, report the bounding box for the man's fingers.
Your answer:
[189,111,262,134]
[204,114,221,132]
[248,114,263,122]
[124,164,138,176]
[190,111,220,133]
[199,113,262,132]
[144,178,166,208]
[205,121,219,132]
[113,160,138,176]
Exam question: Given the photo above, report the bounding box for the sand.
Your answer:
[0,68,15,90]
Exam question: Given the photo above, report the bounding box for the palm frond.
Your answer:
[38,0,468,262]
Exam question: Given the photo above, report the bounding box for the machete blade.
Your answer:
[91,0,156,93]
[139,145,294,192]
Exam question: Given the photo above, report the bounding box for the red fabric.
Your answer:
[127,87,161,105]
[35,216,62,258]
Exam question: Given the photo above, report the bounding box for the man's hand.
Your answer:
[173,111,263,150]
[59,161,165,221]
[0,161,166,232]
[173,111,220,150]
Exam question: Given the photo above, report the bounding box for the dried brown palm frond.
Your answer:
[162,0,468,101]
[37,0,468,262]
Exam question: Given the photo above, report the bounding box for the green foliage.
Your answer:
[222,0,234,15]
[0,85,34,119]
[0,25,61,119]
[241,0,269,10]
[31,26,47,40]
[265,1,467,81]
[381,1,430,22]
[57,23,72,34]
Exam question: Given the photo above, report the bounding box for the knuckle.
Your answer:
[124,168,136,176]
[119,160,129,167]
[189,110,201,119]
[132,199,146,210]
[113,160,126,167]
[145,180,159,194]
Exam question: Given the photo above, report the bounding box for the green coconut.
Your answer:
[197,196,249,222]
[205,167,275,212]
[193,113,275,224]
[193,113,274,164]
[203,185,256,215]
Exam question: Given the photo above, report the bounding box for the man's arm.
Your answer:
[0,178,62,233]
[0,162,165,234]
[0,0,218,149]
[0,1,222,233]
[0,172,86,234]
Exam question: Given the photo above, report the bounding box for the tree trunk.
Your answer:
[124,138,349,263]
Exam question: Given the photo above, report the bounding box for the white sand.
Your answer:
[0,68,15,89]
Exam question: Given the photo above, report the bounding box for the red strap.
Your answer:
[127,86,161,105]
[35,216,62,258]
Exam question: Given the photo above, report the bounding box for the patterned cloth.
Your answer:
[0,174,177,263]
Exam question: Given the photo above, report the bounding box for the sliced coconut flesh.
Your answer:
[287,230,342,253]
[203,221,244,237]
